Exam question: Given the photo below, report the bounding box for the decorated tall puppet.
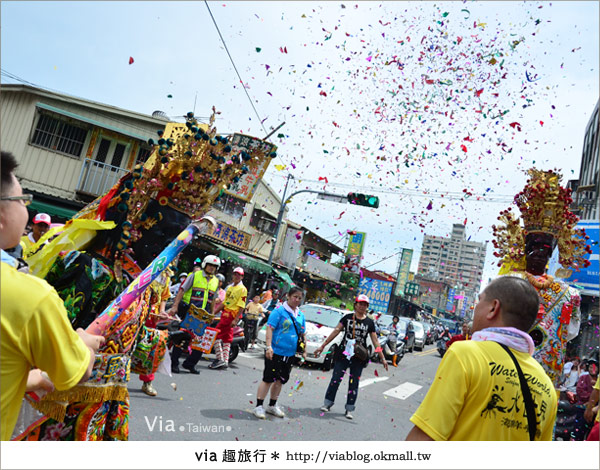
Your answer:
[14,110,276,440]
[492,168,591,387]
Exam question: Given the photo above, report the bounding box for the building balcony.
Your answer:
[75,158,128,200]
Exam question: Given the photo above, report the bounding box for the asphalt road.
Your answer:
[128,342,442,441]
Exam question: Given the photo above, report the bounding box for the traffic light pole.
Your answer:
[267,177,348,266]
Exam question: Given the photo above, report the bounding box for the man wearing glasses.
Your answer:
[1,151,104,441]
[1,193,32,260]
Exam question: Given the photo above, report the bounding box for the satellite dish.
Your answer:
[152,110,170,121]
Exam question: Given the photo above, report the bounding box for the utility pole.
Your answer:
[267,184,372,266]
[267,173,293,266]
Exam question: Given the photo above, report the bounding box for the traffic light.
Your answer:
[347,192,380,209]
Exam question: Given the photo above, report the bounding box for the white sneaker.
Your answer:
[345,410,353,420]
[320,404,331,412]
[253,405,266,419]
[266,404,285,418]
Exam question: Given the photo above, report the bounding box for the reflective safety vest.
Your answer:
[182,270,219,309]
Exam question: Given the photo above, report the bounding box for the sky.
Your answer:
[1,1,598,292]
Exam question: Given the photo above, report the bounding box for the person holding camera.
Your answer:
[253,287,306,420]
[315,294,388,420]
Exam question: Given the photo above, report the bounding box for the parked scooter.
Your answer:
[156,318,246,364]
[437,329,452,358]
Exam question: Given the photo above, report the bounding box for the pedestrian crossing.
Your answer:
[383,382,422,400]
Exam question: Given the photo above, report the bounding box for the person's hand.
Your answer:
[381,358,389,371]
[584,404,598,423]
[76,328,105,353]
[167,306,178,317]
[314,345,324,357]
[265,346,274,360]
[26,369,54,395]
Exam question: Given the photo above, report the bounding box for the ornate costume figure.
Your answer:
[492,168,592,387]
[14,111,276,440]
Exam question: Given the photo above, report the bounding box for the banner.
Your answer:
[225,134,276,202]
[358,277,394,314]
[394,248,413,296]
[346,232,366,257]
[446,288,455,312]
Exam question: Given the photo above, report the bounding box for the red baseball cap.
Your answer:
[355,294,370,304]
[233,267,244,276]
[33,213,51,225]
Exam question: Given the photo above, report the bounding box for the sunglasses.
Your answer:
[0,194,33,206]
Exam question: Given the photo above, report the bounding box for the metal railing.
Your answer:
[76,158,128,197]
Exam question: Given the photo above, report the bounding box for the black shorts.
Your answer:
[262,353,294,384]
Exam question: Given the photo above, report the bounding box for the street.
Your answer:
[128,342,442,441]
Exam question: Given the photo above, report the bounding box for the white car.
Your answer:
[256,303,375,371]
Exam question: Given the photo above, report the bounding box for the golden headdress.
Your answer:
[79,109,277,252]
[492,168,591,271]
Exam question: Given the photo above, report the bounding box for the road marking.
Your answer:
[359,377,390,389]
[383,382,422,400]
[239,352,262,359]
[414,348,439,357]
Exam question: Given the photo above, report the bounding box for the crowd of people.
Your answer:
[2,147,599,444]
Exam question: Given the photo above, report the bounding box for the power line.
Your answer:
[363,249,404,269]
[203,1,288,169]
[267,173,515,203]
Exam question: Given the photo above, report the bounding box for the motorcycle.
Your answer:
[375,328,405,363]
[156,318,246,364]
[554,399,592,441]
[436,330,452,358]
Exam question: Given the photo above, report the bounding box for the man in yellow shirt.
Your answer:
[210,267,247,369]
[20,212,51,256]
[406,276,557,441]
[0,151,104,441]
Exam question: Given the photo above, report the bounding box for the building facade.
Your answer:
[573,99,599,221]
[1,84,166,219]
[416,223,486,315]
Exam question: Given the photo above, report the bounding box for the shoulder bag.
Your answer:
[352,314,369,362]
[497,343,538,441]
[285,310,305,354]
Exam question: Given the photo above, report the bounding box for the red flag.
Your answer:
[128,57,134,65]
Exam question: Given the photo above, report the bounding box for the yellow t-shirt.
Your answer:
[245,302,265,320]
[1,262,90,441]
[410,340,557,441]
[223,283,248,313]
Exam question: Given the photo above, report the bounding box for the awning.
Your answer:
[29,199,78,220]
[218,245,272,274]
[273,268,296,289]
[36,102,154,142]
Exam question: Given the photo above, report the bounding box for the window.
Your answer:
[136,146,152,165]
[212,194,246,220]
[31,112,88,158]
[250,208,277,236]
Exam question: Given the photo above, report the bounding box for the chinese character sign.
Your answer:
[394,248,413,296]
[346,232,366,257]
[446,288,455,312]
[358,277,394,314]
[206,221,252,250]
[225,134,276,202]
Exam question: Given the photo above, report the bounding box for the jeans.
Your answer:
[323,356,365,411]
